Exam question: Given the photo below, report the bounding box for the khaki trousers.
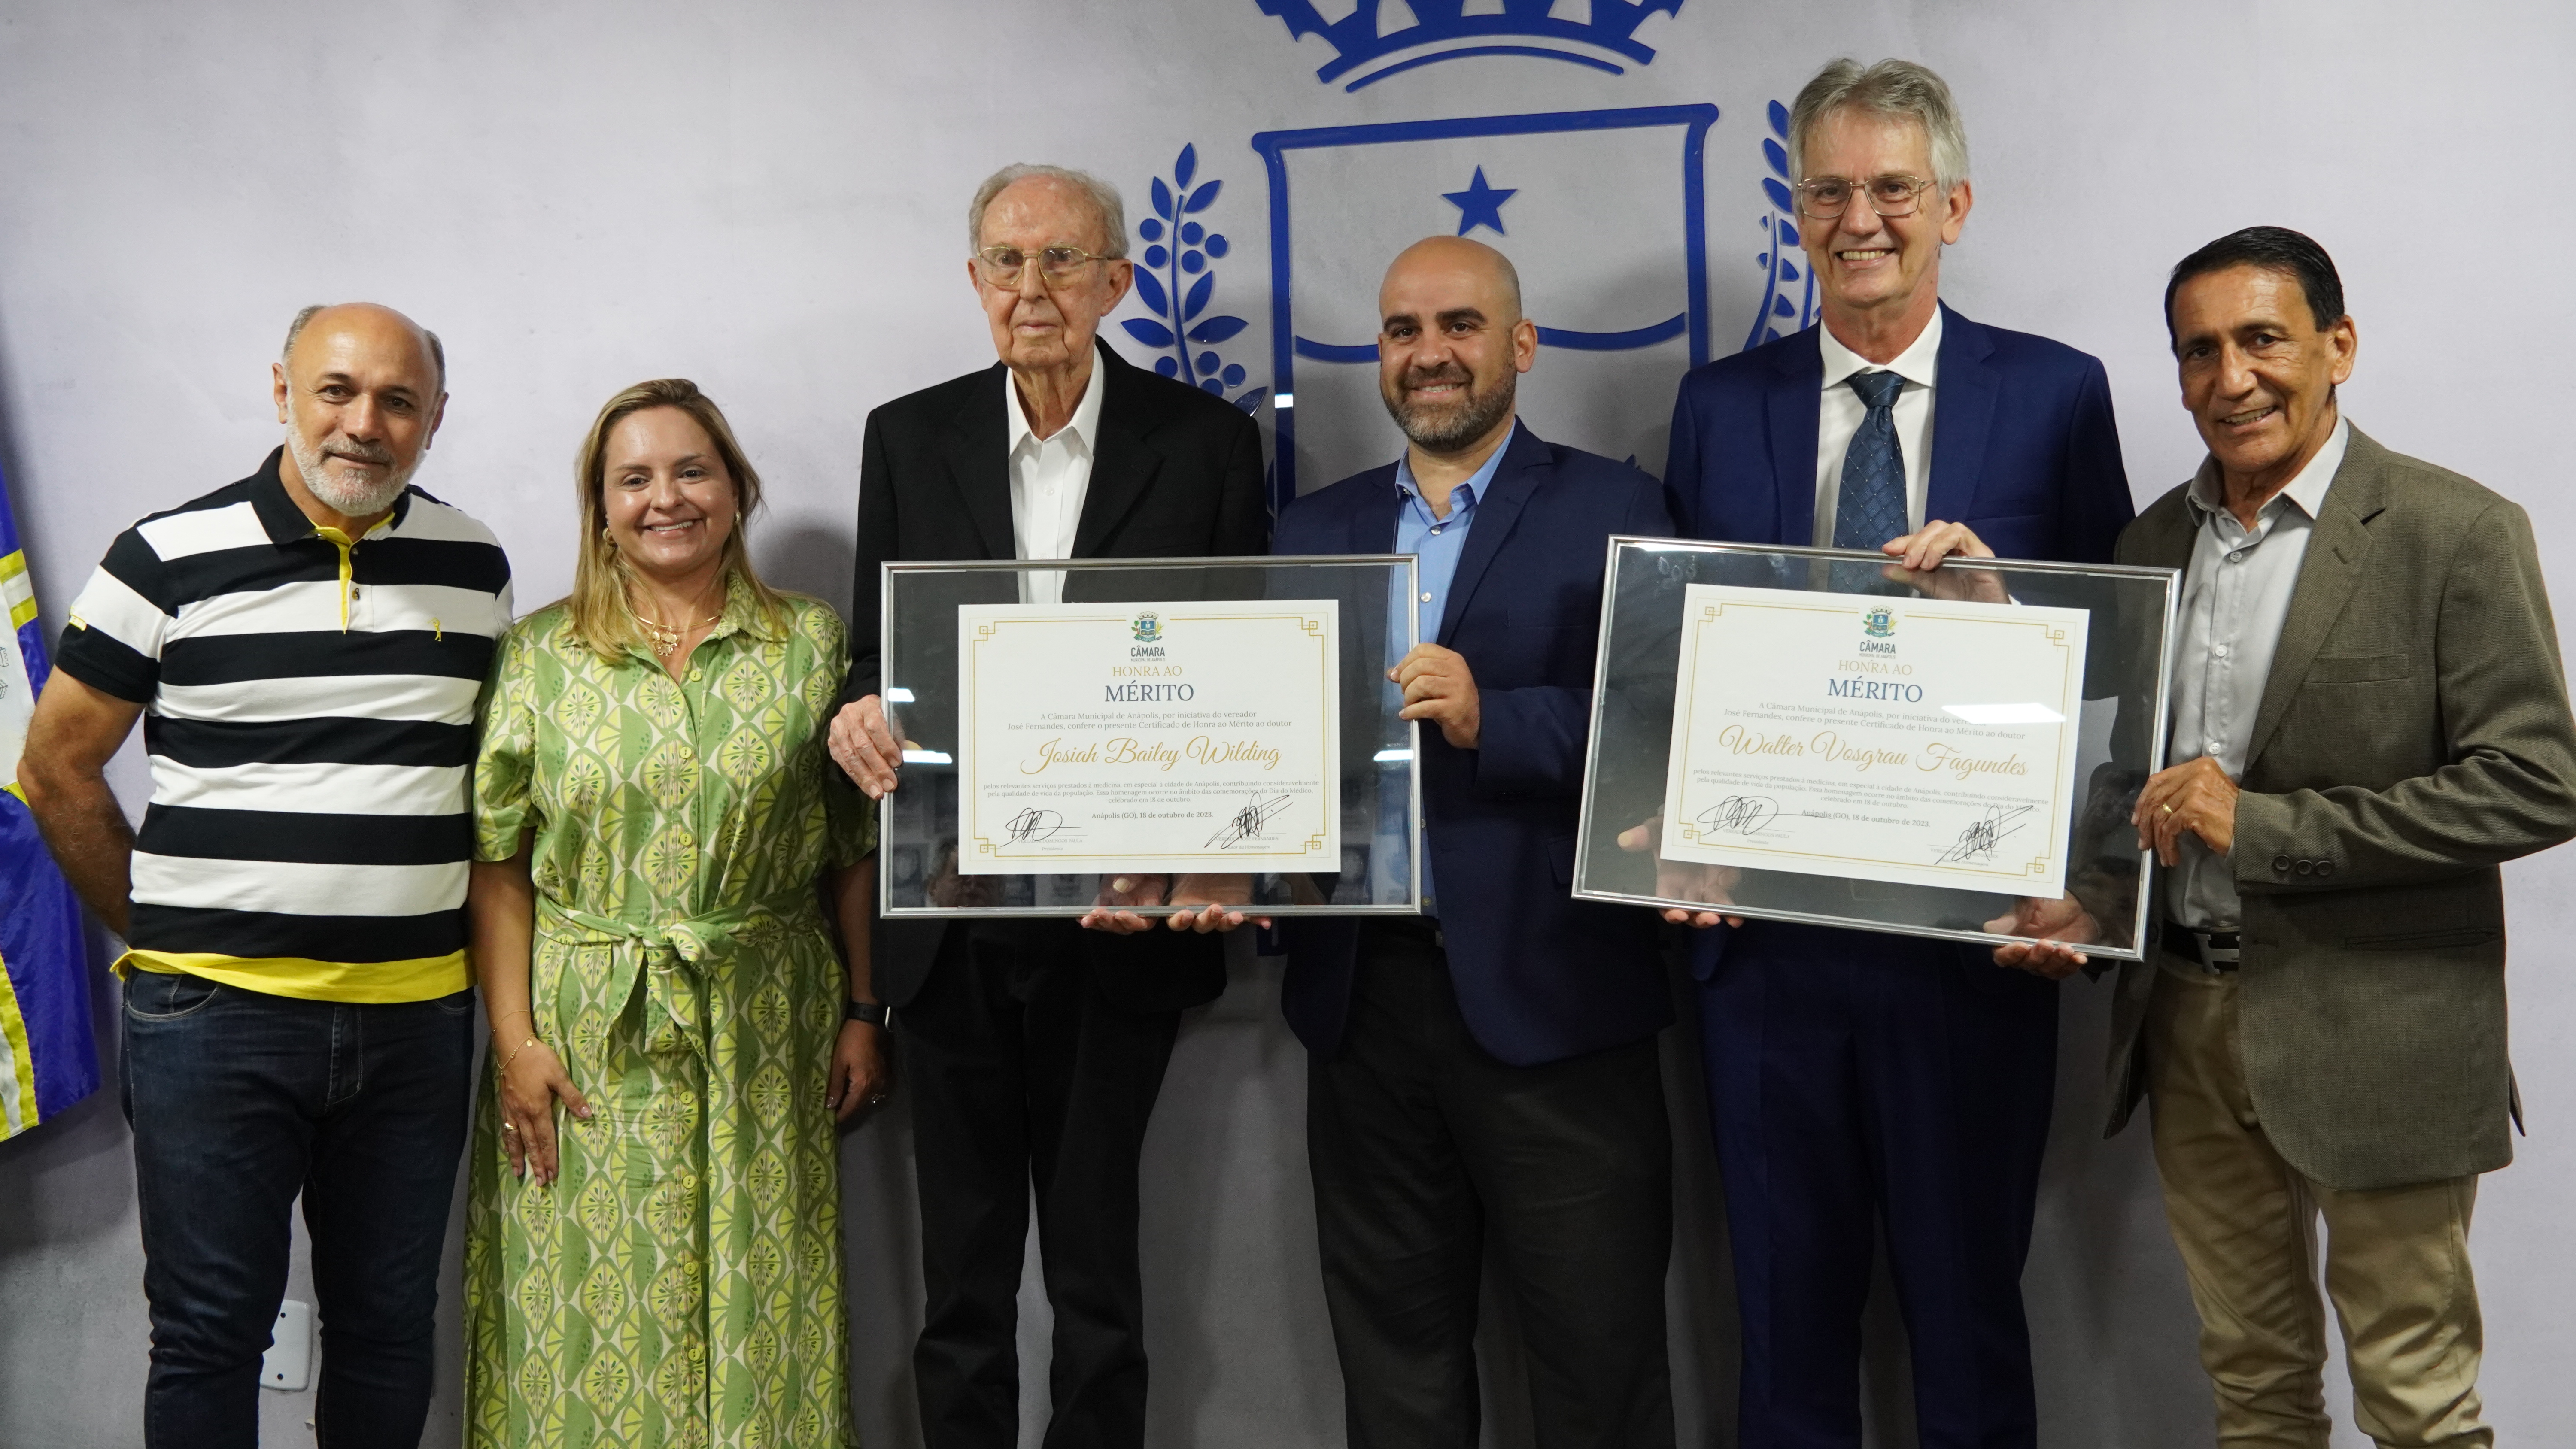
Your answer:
[2145,964,2491,1448]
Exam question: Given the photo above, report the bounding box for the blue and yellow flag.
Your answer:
[0,461,98,1140]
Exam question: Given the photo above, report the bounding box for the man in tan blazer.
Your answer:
[2003,227,2576,1446]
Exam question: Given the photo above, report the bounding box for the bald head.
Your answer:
[283,303,444,391]
[271,302,448,524]
[1375,236,1537,460]
[1379,236,1522,325]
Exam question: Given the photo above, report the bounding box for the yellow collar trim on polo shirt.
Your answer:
[311,526,357,632]
[117,949,470,1004]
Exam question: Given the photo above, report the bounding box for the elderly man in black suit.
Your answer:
[826,164,1267,1449]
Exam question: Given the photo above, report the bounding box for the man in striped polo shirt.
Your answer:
[20,303,511,1449]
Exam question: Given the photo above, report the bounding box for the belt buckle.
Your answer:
[2191,928,2241,973]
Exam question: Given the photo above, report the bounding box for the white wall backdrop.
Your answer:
[2,2,2572,1446]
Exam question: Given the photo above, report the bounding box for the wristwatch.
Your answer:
[844,999,890,1028]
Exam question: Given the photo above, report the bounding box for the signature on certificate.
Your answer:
[1206,795,1293,850]
[1005,808,1067,843]
[1933,804,2035,865]
[1695,795,1782,837]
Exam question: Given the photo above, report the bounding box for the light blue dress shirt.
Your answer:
[1388,425,1514,916]
[2163,415,2350,936]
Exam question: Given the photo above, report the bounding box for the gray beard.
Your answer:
[286,429,413,517]
[1385,372,1516,453]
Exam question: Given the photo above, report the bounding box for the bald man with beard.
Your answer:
[1269,237,1679,1448]
[23,303,511,1449]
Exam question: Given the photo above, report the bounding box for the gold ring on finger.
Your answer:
[2161,803,2175,814]
[499,1121,519,1133]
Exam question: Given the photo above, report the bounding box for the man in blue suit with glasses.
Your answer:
[1658,58,2133,1449]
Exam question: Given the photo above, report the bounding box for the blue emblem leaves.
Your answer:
[1118,142,1268,412]
[1133,269,1170,317]
[1744,98,1821,352]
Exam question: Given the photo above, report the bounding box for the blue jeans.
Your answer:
[121,971,474,1449]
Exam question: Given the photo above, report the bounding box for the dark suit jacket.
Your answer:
[2102,427,2576,1190]
[1664,303,2132,560]
[847,340,1269,1012]
[1273,423,1674,1067]
[1662,305,2135,977]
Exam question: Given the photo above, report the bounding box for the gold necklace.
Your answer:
[631,587,726,660]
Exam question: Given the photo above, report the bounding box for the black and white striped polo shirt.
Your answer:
[56,448,513,1001]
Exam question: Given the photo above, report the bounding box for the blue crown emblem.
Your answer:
[1862,606,1896,639]
[1132,611,1164,643]
[1255,0,1686,91]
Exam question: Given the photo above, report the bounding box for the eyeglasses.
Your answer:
[1794,174,1938,221]
[972,244,1118,288]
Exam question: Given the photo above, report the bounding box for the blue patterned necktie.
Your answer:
[1831,369,1909,551]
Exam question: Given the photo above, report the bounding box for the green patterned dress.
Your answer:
[464,578,866,1449]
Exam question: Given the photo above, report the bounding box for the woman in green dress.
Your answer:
[463,379,886,1448]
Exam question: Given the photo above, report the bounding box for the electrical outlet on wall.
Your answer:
[261,1299,313,1392]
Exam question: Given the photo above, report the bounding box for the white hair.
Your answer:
[1788,58,1971,193]
[966,164,1129,258]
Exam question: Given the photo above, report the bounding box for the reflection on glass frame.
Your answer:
[1573,538,2179,962]
[878,554,1425,918]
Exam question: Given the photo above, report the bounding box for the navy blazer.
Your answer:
[1664,303,2135,978]
[1273,423,1673,1067]
[1665,303,2132,561]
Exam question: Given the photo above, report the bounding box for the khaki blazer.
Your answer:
[2102,426,2576,1190]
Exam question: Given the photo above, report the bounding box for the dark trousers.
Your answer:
[1698,922,2058,1449]
[120,971,474,1449]
[1308,919,1675,1449]
[899,922,1183,1449]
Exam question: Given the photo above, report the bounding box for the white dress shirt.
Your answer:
[1813,308,1941,545]
[1006,358,1107,605]
[2163,414,2351,934]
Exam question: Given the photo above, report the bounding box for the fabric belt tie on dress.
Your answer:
[536,890,815,1057]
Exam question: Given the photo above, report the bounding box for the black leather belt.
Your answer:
[2165,921,2241,973]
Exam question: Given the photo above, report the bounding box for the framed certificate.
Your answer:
[880,555,1423,917]
[1574,539,2178,961]
[955,599,1339,874]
